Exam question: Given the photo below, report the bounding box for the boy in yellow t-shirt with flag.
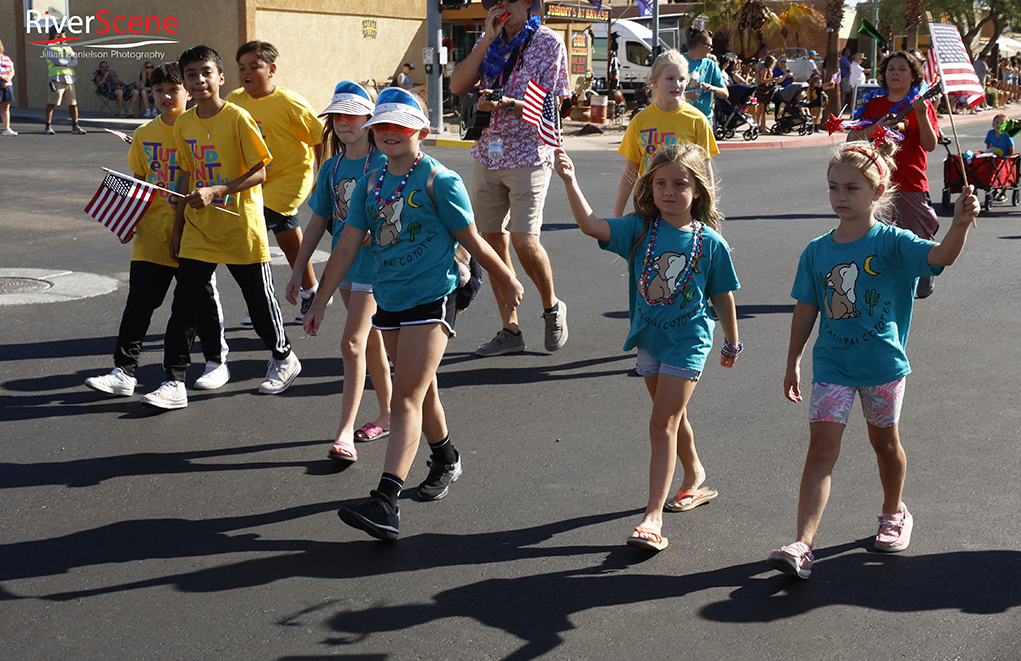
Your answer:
[140,45,299,410]
[227,41,325,322]
[85,62,230,400]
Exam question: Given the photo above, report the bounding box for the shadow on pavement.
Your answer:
[0,438,330,489]
[317,541,1021,660]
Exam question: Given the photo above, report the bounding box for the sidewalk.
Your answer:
[429,104,1003,152]
[12,103,1000,152]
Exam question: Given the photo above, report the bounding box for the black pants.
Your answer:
[164,258,290,382]
[114,260,227,377]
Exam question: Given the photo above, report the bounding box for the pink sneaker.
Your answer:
[875,507,913,552]
[766,540,814,579]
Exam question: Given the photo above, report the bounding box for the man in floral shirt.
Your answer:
[451,0,570,357]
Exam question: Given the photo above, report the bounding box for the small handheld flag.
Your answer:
[104,127,133,144]
[522,79,562,147]
[84,170,157,243]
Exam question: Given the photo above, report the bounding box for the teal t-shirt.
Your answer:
[308,149,387,285]
[599,215,740,372]
[345,153,473,312]
[683,55,725,121]
[791,222,943,386]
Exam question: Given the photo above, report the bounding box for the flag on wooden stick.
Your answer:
[927,22,985,107]
[84,170,157,243]
[522,78,562,147]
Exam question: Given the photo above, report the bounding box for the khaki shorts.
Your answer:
[470,160,551,235]
[48,81,77,106]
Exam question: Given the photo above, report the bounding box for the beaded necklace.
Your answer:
[373,151,423,211]
[638,217,703,307]
[331,144,375,222]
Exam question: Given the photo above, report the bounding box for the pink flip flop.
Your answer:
[664,487,718,512]
[354,422,389,442]
[626,526,668,551]
[327,440,357,463]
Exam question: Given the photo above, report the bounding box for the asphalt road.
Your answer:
[1,116,1019,660]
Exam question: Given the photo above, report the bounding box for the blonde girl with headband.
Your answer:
[304,87,524,541]
[286,81,392,461]
[556,142,741,552]
[767,141,979,580]
[614,49,718,217]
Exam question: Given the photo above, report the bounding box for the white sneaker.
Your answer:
[140,380,188,409]
[146,109,156,118]
[193,361,230,390]
[43,126,55,135]
[1,128,17,136]
[259,353,301,394]
[240,315,253,328]
[84,367,136,396]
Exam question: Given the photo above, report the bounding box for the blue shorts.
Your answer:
[264,207,301,234]
[373,295,456,337]
[635,347,700,381]
[0,86,14,103]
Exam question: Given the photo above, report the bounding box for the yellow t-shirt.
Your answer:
[128,116,187,267]
[226,86,323,216]
[174,102,273,265]
[618,102,719,176]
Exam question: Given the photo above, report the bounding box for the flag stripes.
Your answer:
[84,171,157,243]
[928,22,985,107]
[522,78,563,147]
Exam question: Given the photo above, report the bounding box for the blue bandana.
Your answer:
[481,15,542,82]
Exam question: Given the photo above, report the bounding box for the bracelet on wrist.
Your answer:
[721,338,743,358]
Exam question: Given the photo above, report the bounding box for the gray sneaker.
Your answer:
[542,300,568,352]
[475,329,525,357]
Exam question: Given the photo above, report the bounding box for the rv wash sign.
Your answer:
[26,5,179,61]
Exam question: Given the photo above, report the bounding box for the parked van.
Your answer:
[591,19,670,97]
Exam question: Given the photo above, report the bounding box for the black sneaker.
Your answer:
[337,491,399,541]
[417,451,462,501]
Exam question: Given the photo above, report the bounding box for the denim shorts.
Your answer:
[339,280,373,294]
[635,347,700,381]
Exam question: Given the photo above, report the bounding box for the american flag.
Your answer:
[522,78,562,147]
[104,127,133,144]
[927,22,984,107]
[84,170,157,243]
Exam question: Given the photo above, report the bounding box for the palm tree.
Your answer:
[904,0,923,51]
[822,0,844,118]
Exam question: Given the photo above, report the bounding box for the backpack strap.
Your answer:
[425,165,445,210]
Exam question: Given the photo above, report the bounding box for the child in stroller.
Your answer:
[770,82,813,135]
[713,83,760,141]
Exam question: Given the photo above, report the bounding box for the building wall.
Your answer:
[252,3,427,114]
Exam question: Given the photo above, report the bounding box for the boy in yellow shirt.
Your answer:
[227,41,325,322]
[85,62,230,399]
[141,45,299,410]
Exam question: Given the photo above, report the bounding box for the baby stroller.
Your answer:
[770,82,813,136]
[713,83,760,141]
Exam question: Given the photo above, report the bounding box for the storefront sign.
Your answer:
[545,4,610,22]
[570,31,589,75]
[362,18,378,40]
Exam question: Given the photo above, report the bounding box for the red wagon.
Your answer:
[941,143,1021,211]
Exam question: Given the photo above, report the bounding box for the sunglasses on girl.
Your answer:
[371,123,418,135]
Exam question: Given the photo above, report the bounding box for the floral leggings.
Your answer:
[809,378,905,428]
